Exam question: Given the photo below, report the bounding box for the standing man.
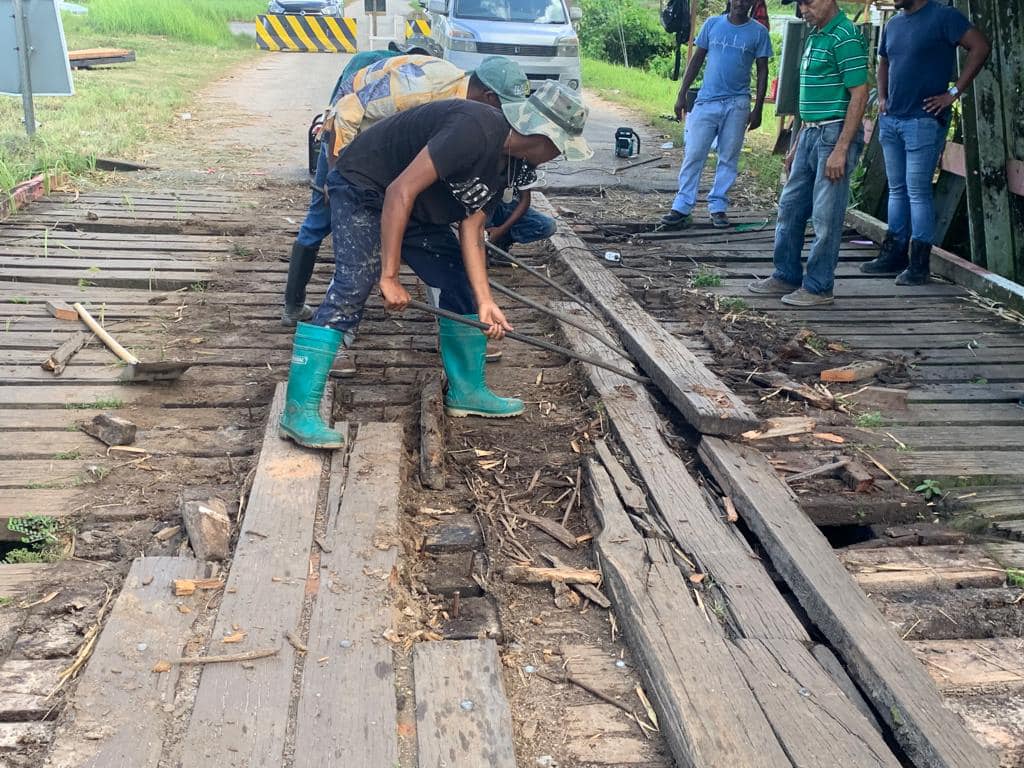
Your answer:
[749,0,869,306]
[278,83,592,449]
[660,0,772,230]
[859,0,989,284]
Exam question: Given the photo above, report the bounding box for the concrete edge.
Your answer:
[846,208,1024,313]
[1,170,68,221]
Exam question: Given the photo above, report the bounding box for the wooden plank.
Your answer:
[838,545,1009,592]
[699,436,997,768]
[730,638,900,767]
[911,639,1024,694]
[45,557,205,768]
[179,384,324,766]
[413,640,517,768]
[0,489,87,519]
[0,384,264,408]
[587,459,792,768]
[0,563,55,600]
[947,486,1024,520]
[419,373,446,491]
[593,438,647,512]
[558,307,808,640]
[893,451,1024,484]
[884,426,1024,451]
[0,428,256,460]
[541,196,757,436]
[907,384,1024,404]
[0,659,65,721]
[293,422,401,768]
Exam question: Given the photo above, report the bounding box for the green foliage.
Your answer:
[692,269,722,287]
[54,450,82,460]
[718,296,748,313]
[7,516,60,549]
[81,0,263,47]
[64,397,124,410]
[9,297,29,305]
[855,411,884,428]
[578,0,672,68]
[0,596,12,607]
[3,549,47,564]
[914,478,944,500]
[4,516,62,565]
[1007,569,1024,588]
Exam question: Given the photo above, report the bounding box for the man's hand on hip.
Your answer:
[923,91,957,115]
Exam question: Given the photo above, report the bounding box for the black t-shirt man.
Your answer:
[336,99,511,225]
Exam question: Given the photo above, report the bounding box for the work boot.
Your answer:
[860,233,909,275]
[659,210,691,230]
[279,322,345,449]
[438,316,523,418]
[895,240,931,286]
[281,242,320,327]
[748,276,799,295]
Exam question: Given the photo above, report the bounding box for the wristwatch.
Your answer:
[948,85,961,98]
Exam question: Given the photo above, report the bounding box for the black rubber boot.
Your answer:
[282,241,320,326]
[895,240,931,286]
[859,233,909,274]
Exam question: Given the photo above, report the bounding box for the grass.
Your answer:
[692,268,722,287]
[82,0,265,46]
[582,57,784,200]
[855,411,884,428]
[64,397,124,410]
[1,9,259,190]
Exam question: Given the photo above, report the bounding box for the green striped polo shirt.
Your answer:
[799,11,868,121]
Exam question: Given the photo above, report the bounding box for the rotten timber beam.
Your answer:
[699,436,998,768]
[538,193,758,436]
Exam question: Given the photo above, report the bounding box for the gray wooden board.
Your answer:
[836,335,1024,350]
[293,422,402,768]
[541,197,758,436]
[0,384,263,408]
[0,659,65,720]
[885,426,1024,451]
[0,457,237,490]
[45,557,206,768]
[179,384,324,766]
[0,428,256,460]
[892,451,1024,483]
[0,268,216,289]
[947,486,1024,518]
[838,545,1009,592]
[908,364,1024,383]
[710,279,966,297]
[0,407,260,431]
[699,436,998,768]
[807,323,1019,337]
[413,640,517,768]
[587,460,793,768]
[0,489,87,519]
[0,563,55,600]
[558,306,809,641]
[730,638,900,767]
[907,384,1024,403]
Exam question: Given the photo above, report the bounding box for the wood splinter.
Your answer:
[502,564,602,586]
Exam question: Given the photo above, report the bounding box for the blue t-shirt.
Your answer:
[879,1,971,121]
[695,15,773,104]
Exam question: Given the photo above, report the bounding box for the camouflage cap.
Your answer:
[389,34,443,58]
[501,80,593,161]
[471,56,530,104]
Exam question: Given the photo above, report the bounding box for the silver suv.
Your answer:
[426,0,582,92]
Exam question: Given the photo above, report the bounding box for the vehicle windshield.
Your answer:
[453,0,567,23]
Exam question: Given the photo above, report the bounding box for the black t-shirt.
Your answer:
[336,99,512,225]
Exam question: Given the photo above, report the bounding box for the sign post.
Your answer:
[12,0,36,135]
[2,0,74,135]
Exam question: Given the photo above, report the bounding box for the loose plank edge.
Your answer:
[699,436,998,768]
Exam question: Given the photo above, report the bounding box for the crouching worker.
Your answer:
[279,82,592,449]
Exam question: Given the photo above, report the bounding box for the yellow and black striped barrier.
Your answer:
[405,18,431,38]
[256,14,357,53]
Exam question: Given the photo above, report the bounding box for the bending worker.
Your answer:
[279,82,592,450]
[282,54,555,325]
[282,36,440,326]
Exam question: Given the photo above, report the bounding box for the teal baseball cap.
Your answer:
[471,56,530,104]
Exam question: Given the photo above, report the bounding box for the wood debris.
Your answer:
[742,416,816,441]
[821,361,886,383]
[173,578,225,596]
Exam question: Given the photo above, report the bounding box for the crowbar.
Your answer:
[407,300,650,385]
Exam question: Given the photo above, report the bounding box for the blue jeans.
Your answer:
[489,200,556,244]
[296,144,332,250]
[311,170,475,337]
[772,122,865,295]
[878,114,947,246]
[672,95,751,215]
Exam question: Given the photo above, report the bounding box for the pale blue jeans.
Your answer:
[671,95,751,215]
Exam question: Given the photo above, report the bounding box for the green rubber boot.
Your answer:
[279,322,345,449]
[439,316,524,418]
